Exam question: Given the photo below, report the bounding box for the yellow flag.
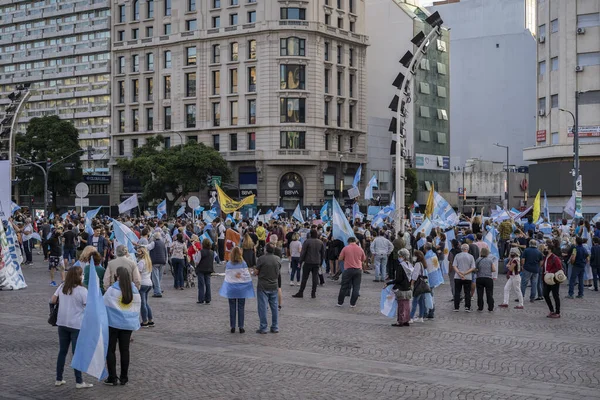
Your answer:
[425,183,435,218]
[532,189,541,223]
[215,185,255,214]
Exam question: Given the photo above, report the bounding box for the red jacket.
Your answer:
[543,253,563,276]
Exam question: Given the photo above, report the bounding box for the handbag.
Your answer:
[394,289,413,300]
[48,300,59,326]
[412,263,431,296]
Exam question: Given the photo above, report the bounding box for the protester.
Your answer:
[50,266,93,389]
[255,244,281,334]
[80,246,105,294]
[452,244,476,312]
[288,233,302,286]
[386,248,413,327]
[62,224,77,269]
[370,230,394,282]
[475,247,496,312]
[241,233,257,271]
[195,238,215,304]
[520,240,544,302]
[148,232,168,297]
[499,248,524,309]
[103,245,141,290]
[48,226,65,287]
[136,247,154,327]
[22,218,33,265]
[170,233,187,290]
[566,236,589,299]
[409,250,428,322]
[220,247,255,333]
[542,241,563,318]
[336,237,366,307]
[590,237,600,292]
[293,230,326,299]
[104,267,141,386]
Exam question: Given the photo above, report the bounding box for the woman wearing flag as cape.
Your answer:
[219,246,255,333]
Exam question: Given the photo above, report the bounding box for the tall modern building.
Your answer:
[366,0,451,206]
[523,0,600,218]
[0,0,112,205]
[428,0,537,170]
[109,0,368,211]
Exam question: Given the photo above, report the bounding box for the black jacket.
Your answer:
[590,244,600,268]
[195,248,214,274]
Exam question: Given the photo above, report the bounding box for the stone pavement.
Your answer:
[1,254,600,400]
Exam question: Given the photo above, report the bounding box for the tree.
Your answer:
[15,116,82,210]
[405,168,418,205]
[118,135,231,213]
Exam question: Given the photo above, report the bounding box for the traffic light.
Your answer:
[46,158,52,169]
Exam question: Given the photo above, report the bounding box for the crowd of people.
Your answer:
[5,207,600,389]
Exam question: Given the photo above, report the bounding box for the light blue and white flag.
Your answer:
[60,212,68,220]
[265,209,273,220]
[176,204,186,217]
[292,204,305,224]
[432,192,459,226]
[564,193,576,218]
[413,201,419,209]
[104,281,141,331]
[352,203,363,221]
[10,201,21,215]
[157,199,167,219]
[320,202,329,221]
[442,229,455,275]
[225,214,234,224]
[364,174,378,200]
[425,249,444,288]
[200,231,214,244]
[194,206,205,216]
[110,218,138,259]
[272,206,285,219]
[353,165,362,188]
[86,207,101,220]
[219,261,255,299]
[417,237,427,249]
[332,197,356,245]
[49,212,54,220]
[543,191,549,221]
[71,259,108,380]
[252,210,261,225]
[413,217,433,238]
[591,212,600,225]
[380,286,397,318]
[118,193,139,214]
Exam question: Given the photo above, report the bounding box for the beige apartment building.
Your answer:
[109,0,368,211]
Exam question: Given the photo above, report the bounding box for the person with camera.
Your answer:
[542,241,564,318]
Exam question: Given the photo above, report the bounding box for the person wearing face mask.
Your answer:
[542,241,563,318]
[385,249,413,326]
[498,248,524,309]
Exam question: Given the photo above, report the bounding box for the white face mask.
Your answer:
[412,256,417,262]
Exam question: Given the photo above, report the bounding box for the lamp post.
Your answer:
[494,143,509,209]
[559,90,584,193]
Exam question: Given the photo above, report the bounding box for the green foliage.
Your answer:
[15,116,82,208]
[118,135,231,209]
[405,168,418,205]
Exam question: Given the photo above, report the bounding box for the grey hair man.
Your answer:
[145,232,168,297]
[452,243,476,312]
[104,244,142,289]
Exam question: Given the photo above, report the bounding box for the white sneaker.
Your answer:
[336,303,342,307]
[350,305,356,308]
[75,382,93,389]
[55,380,66,387]
[408,319,415,323]
[415,317,424,323]
[289,282,295,286]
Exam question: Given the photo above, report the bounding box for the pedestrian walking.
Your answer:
[255,244,281,334]
[386,249,413,327]
[336,237,366,307]
[499,248,524,309]
[292,230,326,299]
[219,247,255,333]
[542,241,563,318]
[475,247,496,312]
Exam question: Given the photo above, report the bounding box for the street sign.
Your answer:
[187,196,200,209]
[75,182,89,198]
[75,198,89,207]
[210,175,222,187]
[576,175,582,192]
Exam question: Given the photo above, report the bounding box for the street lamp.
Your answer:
[559,91,585,193]
[493,143,509,209]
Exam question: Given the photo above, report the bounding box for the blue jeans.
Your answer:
[172,258,185,288]
[410,294,426,319]
[197,272,211,303]
[151,264,165,295]
[568,266,585,297]
[23,239,33,263]
[374,254,388,280]
[257,289,278,332]
[56,326,82,383]
[228,298,245,328]
[140,285,153,322]
[338,260,345,273]
[290,257,301,282]
[520,270,538,300]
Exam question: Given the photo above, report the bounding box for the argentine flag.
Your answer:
[352,203,363,221]
[380,286,397,318]
[413,217,433,238]
[194,206,204,216]
[104,281,141,331]
[219,261,255,299]
[483,229,500,279]
[364,174,378,200]
[320,202,329,221]
[442,229,455,275]
[176,204,186,217]
[10,201,21,215]
[71,259,109,380]
[292,204,305,224]
[200,231,213,244]
[157,199,167,219]
[424,249,444,288]
[332,197,355,245]
[353,165,362,188]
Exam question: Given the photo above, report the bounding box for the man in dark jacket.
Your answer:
[590,237,600,292]
[293,229,326,299]
[147,232,168,297]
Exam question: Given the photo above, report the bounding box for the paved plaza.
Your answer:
[1,255,599,400]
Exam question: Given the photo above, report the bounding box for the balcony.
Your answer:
[319,150,366,163]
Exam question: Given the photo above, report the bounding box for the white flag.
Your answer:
[118,194,139,214]
[563,192,575,218]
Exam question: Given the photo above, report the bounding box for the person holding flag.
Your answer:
[219,246,255,333]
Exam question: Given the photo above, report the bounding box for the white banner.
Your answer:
[118,193,139,214]
[0,161,11,221]
[0,222,27,290]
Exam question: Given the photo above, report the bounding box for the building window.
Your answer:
[337,135,342,151]
[280,98,305,123]
[132,139,139,149]
[186,72,196,97]
[230,42,239,61]
[349,74,354,97]
[551,18,558,33]
[248,66,256,92]
[164,75,171,99]
[349,136,354,152]
[419,130,430,142]
[337,71,343,95]
[118,139,124,155]
[248,11,256,23]
[186,104,196,128]
[186,19,197,31]
[280,64,305,90]
[132,109,139,131]
[280,8,306,20]
[165,0,171,16]
[337,103,342,127]
[132,54,139,72]
[146,108,154,131]
[350,20,355,32]
[188,136,198,144]
[213,103,221,126]
[132,0,139,20]
[337,45,343,64]
[577,52,600,66]
[280,37,305,56]
[118,81,125,103]
[551,57,558,71]
[324,69,330,93]
[325,42,330,61]
[164,23,171,34]
[119,5,126,22]
[337,17,343,29]
[212,70,220,95]
[337,0,343,9]
[539,60,546,75]
[325,133,330,150]
[248,40,257,59]
[325,14,330,25]
[213,134,220,151]
[538,97,545,112]
[146,26,153,37]
[230,13,238,25]
[146,77,153,100]
[577,13,600,28]
[188,0,196,12]
[437,109,448,120]
[146,53,154,70]
[230,69,238,93]
[280,131,305,149]
[349,104,354,128]
[419,82,430,94]
[230,133,238,151]
[147,0,154,18]
[117,30,125,41]
[377,171,390,191]
[186,47,197,65]
[248,99,256,124]
[420,106,430,118]
[164,50,172,68]
[164,106,171,129]
[118,111,125,133]
[212,44,220,63]
[349,0,354,13]
[436,39,447,52]
[164,137,171,149]
[551,131,559,144]
[230,101,238,125]
[437,85,447,98]
[132,28,139,39]
[551,94,558,108]
[132,79,139,102]
[213,0,221,8]
[349,48,354,67]
[538,24,546,37]
[437,132,447,144]
[324,101,329,125]
[231,0,238,5]
[247,132,256,150]
[213,16,220,28]
[437,62,447,75]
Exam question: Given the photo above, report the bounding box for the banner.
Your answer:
[216,185,255,214]
[0,161,11,221]
[118,193,139,214]
[0,222,27,290]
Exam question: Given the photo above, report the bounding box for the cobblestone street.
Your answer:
[1,256,599,400]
